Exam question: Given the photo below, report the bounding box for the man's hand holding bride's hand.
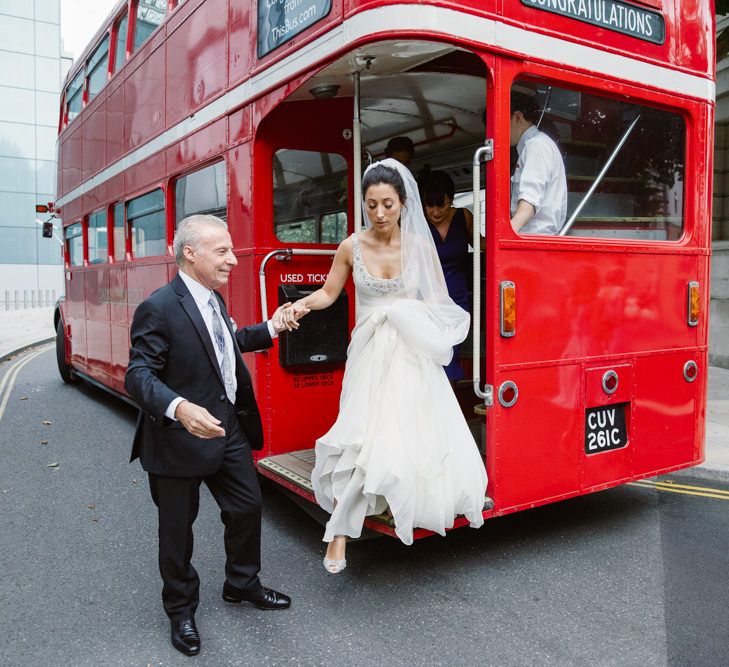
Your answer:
[271,300,310,333]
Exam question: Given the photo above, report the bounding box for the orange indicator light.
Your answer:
[500,281,516,337]
[687,281,700,327]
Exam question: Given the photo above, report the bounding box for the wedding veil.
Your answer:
[361,158,471,363]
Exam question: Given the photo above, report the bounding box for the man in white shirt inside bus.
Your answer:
[509,91,568,235]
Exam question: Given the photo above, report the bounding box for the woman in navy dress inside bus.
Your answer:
[419,169,475,381]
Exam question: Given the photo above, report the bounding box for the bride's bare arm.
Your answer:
[281,238,353,324]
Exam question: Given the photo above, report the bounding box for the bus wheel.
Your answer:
[56,321,75,383]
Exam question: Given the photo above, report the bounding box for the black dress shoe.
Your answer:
[170,617,200,656]
[222,583,291,610]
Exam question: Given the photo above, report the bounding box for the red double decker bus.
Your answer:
[52,0,714,538]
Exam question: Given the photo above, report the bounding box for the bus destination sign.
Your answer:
[521,0,665,45]
[258,0,332,57]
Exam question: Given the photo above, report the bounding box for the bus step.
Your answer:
[258,449,315,495]
[257,450,494,534]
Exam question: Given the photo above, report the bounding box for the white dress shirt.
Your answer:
[510,125,568,235]
[165,270,277,420]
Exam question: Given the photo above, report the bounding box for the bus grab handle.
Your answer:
[258,248,337,320]
[472,141,493,406]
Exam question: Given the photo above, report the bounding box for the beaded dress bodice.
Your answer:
[351,234,406,311]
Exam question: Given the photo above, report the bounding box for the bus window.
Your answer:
[273,149,348,244]
[511,80,685,241]
[112,202,126,261]
[88,209,108,264]
[128,189,166,258]
[65,69,84,122]
[133,0,166,53]
[86,35,110,102]
[113,12,129,73]
[65,222,83,266]
[175,161,227,225]
[321,212,348,244]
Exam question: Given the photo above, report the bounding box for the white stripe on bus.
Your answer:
[55,4,714,209]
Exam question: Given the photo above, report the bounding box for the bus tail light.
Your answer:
[602,370,618,394]
[500,281,516,337]
[683,360,698,382]
[498,381,518,407]
[687,281,700,327]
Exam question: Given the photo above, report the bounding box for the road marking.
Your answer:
[630,479,729,501]
[648,479,729,498]
[0,346,52,423]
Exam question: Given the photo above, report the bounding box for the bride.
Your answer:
[281,159,488,573]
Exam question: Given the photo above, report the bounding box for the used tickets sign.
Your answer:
[521,0,665,45]
[258,0,332,57]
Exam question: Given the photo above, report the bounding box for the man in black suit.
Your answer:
[125,214,302,656]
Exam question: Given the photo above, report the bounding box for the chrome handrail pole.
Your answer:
[353,70,363,233]
[472,141,493,402]
[258,248,337,319]
[559,114,641,236]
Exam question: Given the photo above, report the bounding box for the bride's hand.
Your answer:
[271,303,298,332]
[278,300,310,331]
[292,300,310,318]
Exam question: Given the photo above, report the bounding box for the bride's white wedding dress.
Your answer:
[311,234,488,545]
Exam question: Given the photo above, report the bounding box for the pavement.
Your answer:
[1,306,727,480]
[0,307,55,360]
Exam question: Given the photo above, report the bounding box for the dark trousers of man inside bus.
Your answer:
[147,402,262,621]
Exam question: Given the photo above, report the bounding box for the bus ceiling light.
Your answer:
[683,360,698,383]
[602,370,619,395]
[498,381,518,408]
[687,281,700,327]
[500,281,516,337]
[309,84,340,99]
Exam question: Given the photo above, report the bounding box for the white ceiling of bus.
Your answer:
[288,40,487,164]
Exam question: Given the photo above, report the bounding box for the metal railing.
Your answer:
[1,289,58,311]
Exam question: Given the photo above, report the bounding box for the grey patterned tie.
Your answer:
[208,294,236,403]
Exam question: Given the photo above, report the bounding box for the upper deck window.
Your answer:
[88,209,109,264]
[133,0,166,52]
[65,69,84,122]
[113,12,129,73]
[65,222,83,267]
[128,189,166,258]
[273,149,348,244]
[86,35,110,102]
[175,161,228,225]
[511,80,685,241]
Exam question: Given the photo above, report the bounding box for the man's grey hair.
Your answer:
[173,214,228,266]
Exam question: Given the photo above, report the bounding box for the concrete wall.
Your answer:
[710,247,729,368]
[712,18,729,369]
[0,263,63,295]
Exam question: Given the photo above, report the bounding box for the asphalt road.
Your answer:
[1,346,727,666]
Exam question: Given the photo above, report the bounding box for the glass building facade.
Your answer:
[0,0,63,295]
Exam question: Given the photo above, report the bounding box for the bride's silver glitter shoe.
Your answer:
[323,557,347,574]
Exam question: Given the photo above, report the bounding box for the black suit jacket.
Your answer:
[124,273,273,477]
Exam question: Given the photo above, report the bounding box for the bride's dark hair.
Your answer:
[361,164,407,204]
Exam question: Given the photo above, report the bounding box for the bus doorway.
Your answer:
[253,40,494,537]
